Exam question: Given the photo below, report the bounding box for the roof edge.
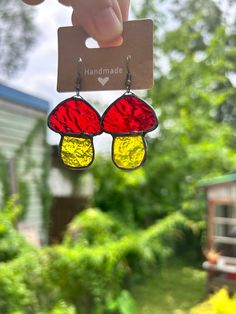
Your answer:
[199,173,236,187]
[0,83,49,113]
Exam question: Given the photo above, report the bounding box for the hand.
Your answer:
[70,0,130,47]
[22,0,130,47]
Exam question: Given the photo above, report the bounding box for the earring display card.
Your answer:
[57,19,153,92]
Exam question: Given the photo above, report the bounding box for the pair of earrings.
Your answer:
[48,57,158,171]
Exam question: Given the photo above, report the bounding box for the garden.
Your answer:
[0,0,236,313]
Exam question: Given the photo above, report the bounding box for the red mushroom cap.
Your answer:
[48,97,102,136]
[102,93,158,135]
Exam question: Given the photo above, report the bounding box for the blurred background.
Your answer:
[0,0,236,313]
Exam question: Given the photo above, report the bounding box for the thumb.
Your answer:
[71,0,123,47]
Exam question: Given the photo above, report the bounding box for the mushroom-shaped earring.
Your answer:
[48,97,102,169]
[101,93,158,170]
[101,56,158,170]
[48,61,102,169]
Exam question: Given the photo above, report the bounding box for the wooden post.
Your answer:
[208,200,215,250]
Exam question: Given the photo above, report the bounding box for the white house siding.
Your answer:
[207,182,236,203]
[0,97,48,244]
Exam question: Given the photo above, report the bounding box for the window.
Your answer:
[214,204,236,257]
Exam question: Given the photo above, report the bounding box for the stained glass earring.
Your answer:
[101,56,158,171]
[48,59,102,169]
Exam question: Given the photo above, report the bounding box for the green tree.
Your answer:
[0,0,36,76]
[147,0,236,218]
[158,0,236,126]
[91,0,236,227]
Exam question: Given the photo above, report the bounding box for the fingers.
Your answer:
[22,0,45,4]
[118,0,130,21]
[22,0,130,47]
[58,0,71,5]
[22,0,71,5]
[70,0,130,47]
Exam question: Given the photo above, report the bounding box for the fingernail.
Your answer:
[99,36,123,48]
[93,7,123,43]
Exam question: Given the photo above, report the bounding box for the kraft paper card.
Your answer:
[57,19,153,92]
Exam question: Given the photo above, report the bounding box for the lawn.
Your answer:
[132,262,207,314]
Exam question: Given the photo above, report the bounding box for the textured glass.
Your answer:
[61,136,94,168]
[48,97,102,136]
[101,92,158,170]
[102,93,158,134]
[48,96,102,169]
[113,136,146,170]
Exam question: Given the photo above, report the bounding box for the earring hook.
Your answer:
[75,57,83,96]
[126,55,132,93]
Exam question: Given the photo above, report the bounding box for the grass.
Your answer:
[132,262,207,314]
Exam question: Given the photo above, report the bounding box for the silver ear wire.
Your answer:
[126,55,132,93]
[126,55,131,73]
[75,58,83,96]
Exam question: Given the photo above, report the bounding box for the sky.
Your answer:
[7,2,72,105]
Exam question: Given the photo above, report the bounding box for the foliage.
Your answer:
[0,197,32,262]
[0,208,202,313]
[0,152,10,206]
[107,290,136,314]
[49,301,76,314]
[1,0,235,313]
[0,250,74,314]
[0,252,46,313]
[191,289,236,314]
[91,0,236,231]
[92,159,150,226]
[63,208,127,247]
[146,0,236,223]
[0,0,36,76]
[17,180,30,219]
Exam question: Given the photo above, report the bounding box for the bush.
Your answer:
[0,198,32,262]
[191,289,236,314]
[63,208,127,247]
[48,211,202,313]
[46,244,129,312]
[0,251,45,313]
[0,208,202,313]
[0,250,76,314]
[49,301,76,314]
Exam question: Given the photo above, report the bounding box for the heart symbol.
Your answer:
[98,77,109,86]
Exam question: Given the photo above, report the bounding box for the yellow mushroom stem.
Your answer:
[60,135,94,168]
[112,135,146,170]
